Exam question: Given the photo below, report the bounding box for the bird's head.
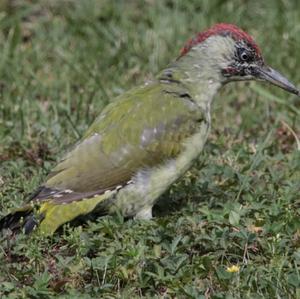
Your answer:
[178,23,299,95]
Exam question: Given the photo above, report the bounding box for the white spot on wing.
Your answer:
[53,194,62,198]
[122,147,129,155]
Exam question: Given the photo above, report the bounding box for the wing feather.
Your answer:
[34,82,204,203]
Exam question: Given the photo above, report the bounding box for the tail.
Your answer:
[0,207,38,234]
[1,187,115,235]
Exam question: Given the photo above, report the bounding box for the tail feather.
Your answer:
[1,189,114,235]
[0,207,38,234]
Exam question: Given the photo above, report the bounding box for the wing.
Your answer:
[34,81,205,203]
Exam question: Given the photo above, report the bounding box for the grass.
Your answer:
[0,0,299,298]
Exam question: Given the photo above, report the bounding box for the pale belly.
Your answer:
[108,121,210,217]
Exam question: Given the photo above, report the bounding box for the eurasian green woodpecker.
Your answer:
[1,23,299,235]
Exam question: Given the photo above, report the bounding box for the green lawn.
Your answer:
[0,1,299,298]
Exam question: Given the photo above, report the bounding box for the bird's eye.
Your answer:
[238,49,250,62]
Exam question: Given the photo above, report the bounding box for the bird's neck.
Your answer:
[158,35,235,111]
[159,56,222,110]
[158,60,221,112]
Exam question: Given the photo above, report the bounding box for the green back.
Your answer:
[38,80,204,202]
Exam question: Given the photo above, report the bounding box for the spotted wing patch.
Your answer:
[32,181,133,205]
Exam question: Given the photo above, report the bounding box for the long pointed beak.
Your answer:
[255,66,300,96]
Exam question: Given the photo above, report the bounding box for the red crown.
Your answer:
[180,23,261,57]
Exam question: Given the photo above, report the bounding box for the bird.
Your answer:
[1,23,299,235]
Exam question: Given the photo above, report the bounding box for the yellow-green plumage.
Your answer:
[2,23,298,235]
[46,82,203,192]
[1,75,208,235]
[37,192,114,235]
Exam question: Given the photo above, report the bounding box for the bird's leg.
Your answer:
[134,206,153,220]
